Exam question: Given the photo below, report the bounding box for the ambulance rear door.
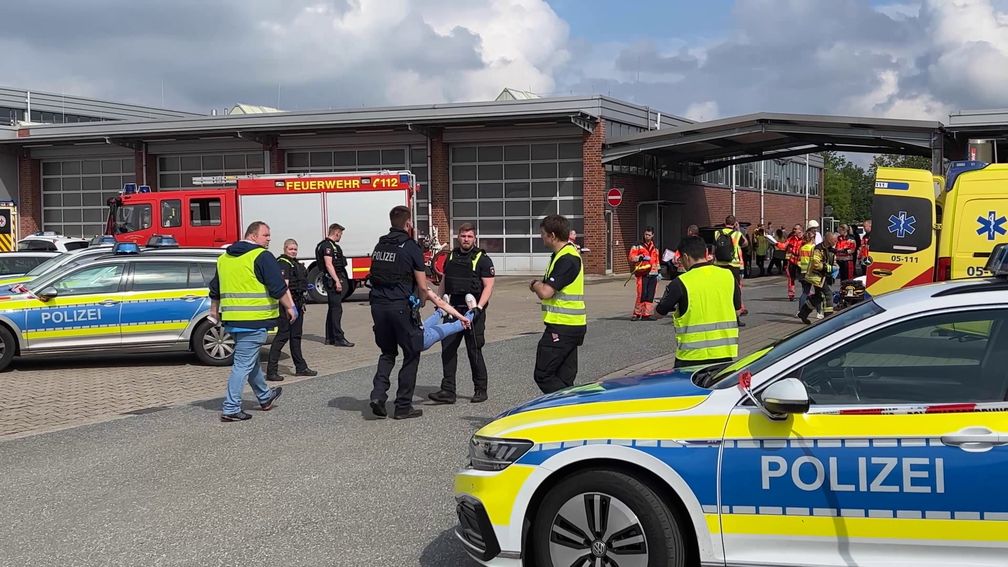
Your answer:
[949,164,1008,279]
[865,167,936,296]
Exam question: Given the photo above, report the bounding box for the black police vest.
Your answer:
[315,239,347,274]
[370,231,415,287]
[443,248,484,295]
[279,256,308,295]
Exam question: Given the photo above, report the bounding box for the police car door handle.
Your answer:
[941,427,1008,450]
[100,299,120,306]
[182,294,198,302]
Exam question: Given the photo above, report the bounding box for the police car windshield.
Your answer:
[703,299,884,389]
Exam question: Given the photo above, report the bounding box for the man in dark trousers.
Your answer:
[656,236,741,368]
[429,223,495,405]
[368,206,444,420]
[266,238,318,381]
[316,223,353,347]
[530,214,586,394]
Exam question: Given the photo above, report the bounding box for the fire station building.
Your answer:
[0,86,856,275]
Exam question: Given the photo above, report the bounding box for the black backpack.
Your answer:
[714,229,736,263]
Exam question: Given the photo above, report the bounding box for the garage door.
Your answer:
[41,158,135,238]
[450,141,583,274]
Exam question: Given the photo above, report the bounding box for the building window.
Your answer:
[157,152,264,189]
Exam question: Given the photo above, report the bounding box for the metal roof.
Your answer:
[947,108,1008,135]
[604,112,946,171]
[0,86,202,122]
[3,95,675,146]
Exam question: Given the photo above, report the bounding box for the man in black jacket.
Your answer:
[428,223,495,404]
[266,238,318,381]
[316,223,353,347]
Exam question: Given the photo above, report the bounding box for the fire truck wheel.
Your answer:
[306,268,354,304]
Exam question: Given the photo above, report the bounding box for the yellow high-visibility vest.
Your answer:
[217,248,279,322]
[542,244,586,326]
[674,265,739,361]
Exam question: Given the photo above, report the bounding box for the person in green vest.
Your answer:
[656,235,741,367]
[209,221,298,422]
[529,214,586,394]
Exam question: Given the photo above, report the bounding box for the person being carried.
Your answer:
[420,293,478,351]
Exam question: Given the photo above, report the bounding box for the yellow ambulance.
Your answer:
[866,161,1008,295]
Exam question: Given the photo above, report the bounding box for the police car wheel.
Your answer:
[0,325,16,371]
[192,319,235,366]
[531,470,686,567]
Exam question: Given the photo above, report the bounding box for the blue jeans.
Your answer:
[422,310,474,351]
[222,328,272,415]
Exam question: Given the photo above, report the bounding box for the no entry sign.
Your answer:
[607,187,623,207]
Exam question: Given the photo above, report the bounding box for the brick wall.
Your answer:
[428,128,450,242]
[667,182,823,232]
[609,174,658,274]
[134,148,159,191]
[581,120,606,275]
[269,147,285,175]
[16,150,40,236]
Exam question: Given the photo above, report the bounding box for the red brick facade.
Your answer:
[428,128,450,243]
[581,120,606,275]
[16,150,41,236]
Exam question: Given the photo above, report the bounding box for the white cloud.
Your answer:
[683,101,720,121]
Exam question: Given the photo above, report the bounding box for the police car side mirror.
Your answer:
[759,378,810,418]
[38,287,58,301]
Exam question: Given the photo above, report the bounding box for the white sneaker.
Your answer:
[443,293,450,305]
[465,293,478,311]
[816,312,824,320]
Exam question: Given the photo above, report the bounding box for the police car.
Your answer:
[0,242,235,371]
[454,245,1008,567]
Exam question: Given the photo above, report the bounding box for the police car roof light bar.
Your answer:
[113,242,141,255]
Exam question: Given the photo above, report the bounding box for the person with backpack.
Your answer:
[713,215,748,325]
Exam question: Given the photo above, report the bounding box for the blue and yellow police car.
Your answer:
[454,245,1008,567]
[0,242,234,371]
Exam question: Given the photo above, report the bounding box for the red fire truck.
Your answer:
[105,171,418,302]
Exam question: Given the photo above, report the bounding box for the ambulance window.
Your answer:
[161,200,182,228]
[869,195,932,254]
[190,198,221,227]
[52,264,124,295]
[131,261,190,291]
[795,310,1008,405]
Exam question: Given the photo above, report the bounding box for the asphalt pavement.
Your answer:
[0,275,799,566]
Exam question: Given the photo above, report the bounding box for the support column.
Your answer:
[581,120,606,275]
[17,149,41,235]
[134,145,159,191]
[428,127,450,242]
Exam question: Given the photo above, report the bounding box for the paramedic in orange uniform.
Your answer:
[628,226,660,321]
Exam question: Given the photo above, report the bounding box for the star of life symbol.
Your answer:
[887,210,916,239]
[976,210,1007,241]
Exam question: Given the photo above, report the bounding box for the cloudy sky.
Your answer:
[2,0,1006,122]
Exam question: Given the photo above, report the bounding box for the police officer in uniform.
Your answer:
[656,236,741,367]
[266,238,318,381]
[428,223,495,405]
[529,214,586,394]
[368,205,440,420]
[316,223,353,347]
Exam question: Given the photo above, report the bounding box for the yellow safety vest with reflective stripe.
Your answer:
[673,264,739,362]
[541,244,586,326]
[217,248,279,322]
[714,228,743,269]
[798,242,814,274]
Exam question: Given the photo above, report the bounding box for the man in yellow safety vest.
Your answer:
[210,221,297,422]
[656,235,741,367]
[529,214,586,394]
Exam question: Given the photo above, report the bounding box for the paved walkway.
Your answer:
[0,274,798,440]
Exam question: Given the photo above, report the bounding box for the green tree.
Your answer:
[870,154,932,170]
[821,151,865,222]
